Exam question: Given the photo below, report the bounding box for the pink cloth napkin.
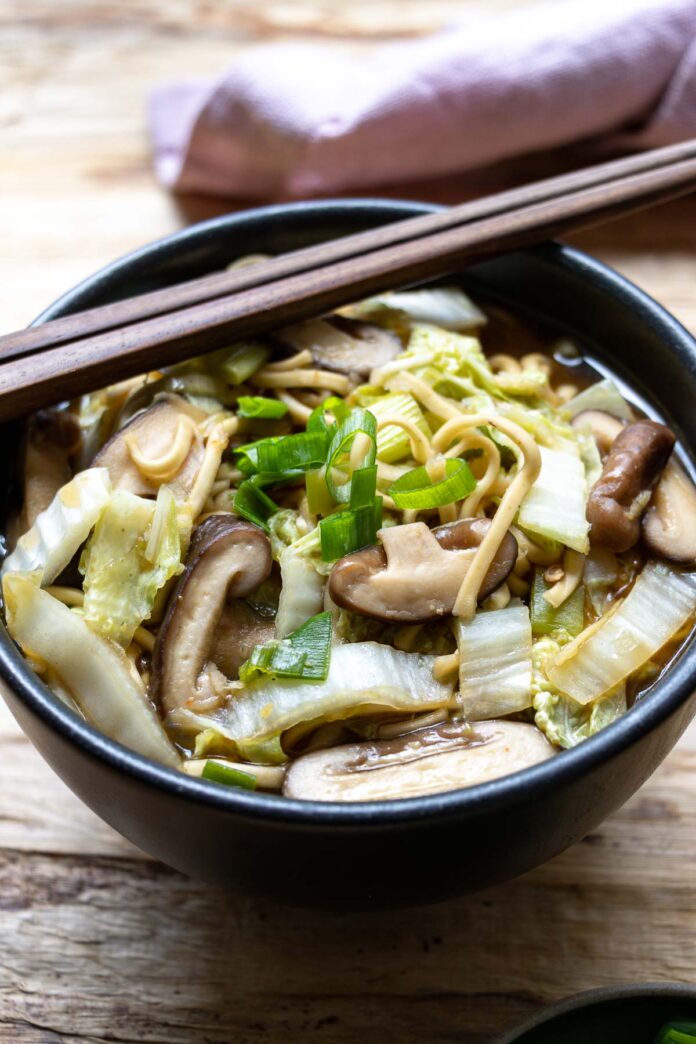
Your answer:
[149,0,696,199]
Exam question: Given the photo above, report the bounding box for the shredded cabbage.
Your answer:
[576,428,603,488]
[81,486,182,646]
[584,547,619,616]
[548,562,696,704]
[373,287,487,331]
[500,401,579,454]
[531,631,573,693]
[372,324,501,402]
[173,643,455,752]
[492,369,550,398]
[2,468,112,585]
[517,446,590,553]
[530,631,627,747]
[365,393,431,463]
[534,685,627,749]
[275,544,326,638]
[267,509,311,561]
[456,602,532,719]
[563,377,634,421]
[3,573,180,767]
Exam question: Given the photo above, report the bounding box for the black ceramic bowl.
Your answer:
[2,200,696,907]
[495,983,696,1043]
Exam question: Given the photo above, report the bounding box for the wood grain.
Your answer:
[1,719,695,1044]
[2,2,696,1042]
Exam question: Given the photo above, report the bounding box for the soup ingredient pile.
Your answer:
[3,281,695,801]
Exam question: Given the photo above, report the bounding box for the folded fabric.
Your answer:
[149,0,696,199]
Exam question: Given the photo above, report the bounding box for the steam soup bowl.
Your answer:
[2,199,695,907]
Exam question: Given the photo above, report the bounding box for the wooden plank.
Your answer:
[2,2,696,1041]
[0,704,141,860]
[0,751,695,1043]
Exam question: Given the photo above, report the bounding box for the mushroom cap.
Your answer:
[93,394,206,501]
[17,410,82,533]
[283,718,555,801]
[328,519,518,623]
[586,418,675,552]
[642,456,696,565]
[151,515,272,713]
[273,315,402,379]
[214,601,276,679]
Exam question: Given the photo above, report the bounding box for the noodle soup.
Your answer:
[3,283,695,801]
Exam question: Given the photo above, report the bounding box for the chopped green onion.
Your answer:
[235,430,329,475]
[248,469,304,489]
[305,467,335,516]
[530,568,585,637]
[239,611,332,683]
[307,396,350,434]
[233,480,278,530]
[220,341,271,384]
[387,458,476,509]
[349,465,377,510]
[325,408,377,503]
[236,396,288,420]
[656,1022,696,1044]
[319,499,383,561]
[201,760,257,790]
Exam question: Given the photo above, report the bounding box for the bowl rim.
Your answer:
[4,196,696,828]
[493,982,696,1042]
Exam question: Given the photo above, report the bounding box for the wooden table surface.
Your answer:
[2,3,696,1042]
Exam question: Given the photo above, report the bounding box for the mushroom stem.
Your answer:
[543,549,586,609]
[329,518,517,623]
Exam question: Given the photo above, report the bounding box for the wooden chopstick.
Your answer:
[1,144,695,421]
[3,138,696,367]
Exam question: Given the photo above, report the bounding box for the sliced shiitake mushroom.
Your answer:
[586,419,675,552]
[17,409,82,532]
[93,394,206,501]
[213,601,276,679]
[328,519,518,623]
[151,515,272,713]
[642,456,696,565]
[283,719,555,801]
[273,315,402,379]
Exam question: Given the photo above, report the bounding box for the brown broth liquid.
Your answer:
[479,303,695,711]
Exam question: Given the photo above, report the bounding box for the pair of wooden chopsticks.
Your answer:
[2,139,696,422]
